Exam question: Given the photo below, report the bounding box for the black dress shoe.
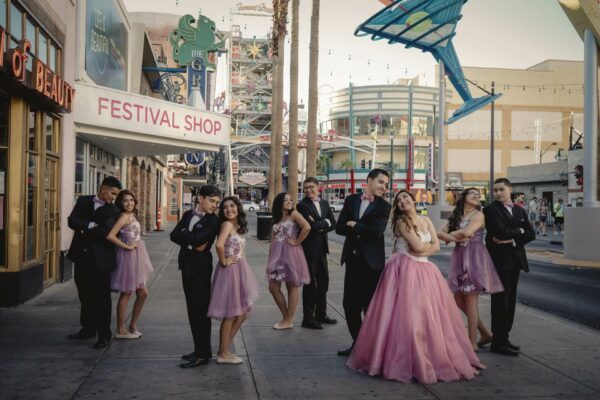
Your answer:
[181,352,196,361]
[337,346,354,356]
[316,316,338,325]
[490,345,519,356]
[68,331,96,340]
[506,341,520,351]
[180,357,209,368]
[93,336,112,350]
[301,320,323,329]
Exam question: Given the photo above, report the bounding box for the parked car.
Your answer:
[242,200,259,212]
[416,202,430,215]
[330,200,345,212]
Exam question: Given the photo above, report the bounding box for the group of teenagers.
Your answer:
[67,169,535,384]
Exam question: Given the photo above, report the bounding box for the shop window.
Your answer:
[75,138,85,197]
[38,32,47,64]
[10,2,21,41]
[27,110,36,151]
[45,113,57,153]
[0,95,8,267]
[25,109,39,261]
[49,42,56,71]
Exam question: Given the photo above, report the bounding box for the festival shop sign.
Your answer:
[0,28,74,113]
[74,83,229,147]
[85,0,128,91]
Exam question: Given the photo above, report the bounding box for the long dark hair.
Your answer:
[115,189,138,218]
[447,187,481,233]
[218,196,248,234]
[391,190,420,238]
[271,192,293,224]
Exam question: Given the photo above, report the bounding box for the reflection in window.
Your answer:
[1,0,6,28]
[28,111,36,151]
[10,3,22,40]
[26,154,38,261]
[38,33,47,64]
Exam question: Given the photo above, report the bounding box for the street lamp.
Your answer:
[389,129,395,200]
[525,142,558,164]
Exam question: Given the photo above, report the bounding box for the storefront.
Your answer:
[0,0,76,306]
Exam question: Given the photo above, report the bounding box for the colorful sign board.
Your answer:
[85,0,128,90]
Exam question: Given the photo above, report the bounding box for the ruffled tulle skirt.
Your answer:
[265,241,310,286]
[207,257,260,319]
[347,252,484,384]
[111,240,154,293]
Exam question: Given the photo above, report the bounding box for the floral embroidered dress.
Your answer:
[447,219,504,294]
[111,217,154,293]
[207,233,260,319]
[265,219,310,286]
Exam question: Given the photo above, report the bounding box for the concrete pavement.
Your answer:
[1,219,599,399]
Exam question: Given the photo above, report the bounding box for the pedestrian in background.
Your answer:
[170,185,221,368]
[265,192,311,330]
[67,176,122,350]
[528,197,538,225]
[438,188,503,352]
[106,190,153,340]
[296,177,338,330]
[553,199,565,235]
[538,198,549,236]
[208,197,259,364]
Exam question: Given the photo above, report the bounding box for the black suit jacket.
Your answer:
[170,210,220,276]
[335,194,391,270]
[67,196,121,271]
[296,197,336,258]
[483,201,535,272]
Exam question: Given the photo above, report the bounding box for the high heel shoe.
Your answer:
[477,335,492,347]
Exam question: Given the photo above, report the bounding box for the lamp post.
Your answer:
[389,129,395,201]
[525,142,557,164]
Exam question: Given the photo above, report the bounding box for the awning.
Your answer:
[74,82,230,157]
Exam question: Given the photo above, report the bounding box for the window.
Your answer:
[45,113,57,153]
[25,110,39,261]
[74,138,85,196]
[10,2,22,41]
[25,18,35,71]
[0,95,8,267]
[38,33,47,64]
[49,42,56,71]
[1,0,6,29]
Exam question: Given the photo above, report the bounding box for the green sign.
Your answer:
[169,14,225,70]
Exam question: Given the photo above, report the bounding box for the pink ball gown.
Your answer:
[265,219,310,285]
[111,218,154,293]
[447,220,504,294]
[346,229,484,384]
[207,232,260,320]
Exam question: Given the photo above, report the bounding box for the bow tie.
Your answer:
[504,203,514,208]
[361,193,375,202]
[192,209,205,218]
[93,197,105,206]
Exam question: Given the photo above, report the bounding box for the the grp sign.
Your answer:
[85,0,128,91]
[74,83,229,147]
[0,28,75,113]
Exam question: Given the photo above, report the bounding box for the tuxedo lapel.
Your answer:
[354,195,361,221]
[304,197,320,219]
[360,199,377,220]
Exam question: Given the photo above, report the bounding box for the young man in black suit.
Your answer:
[335,169,391,356]
[67,176,122,349]
[170,185,221,368]
[296,177,337,329]
[483,178,535,356]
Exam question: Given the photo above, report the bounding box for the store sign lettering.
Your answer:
[0,27,74,113]
[98,97,223,135]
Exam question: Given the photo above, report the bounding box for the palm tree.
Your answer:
[340,158,353,195]
[316,152,330,200]
[306,0,320,178]
[287,0,300,203]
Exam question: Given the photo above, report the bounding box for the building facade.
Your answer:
[0,0,76,306]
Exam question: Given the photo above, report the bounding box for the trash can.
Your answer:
[256,211,273,240]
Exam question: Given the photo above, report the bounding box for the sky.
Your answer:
[122,0,584,102]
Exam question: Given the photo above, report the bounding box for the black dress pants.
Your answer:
[182,265,213,359]
[302,254,330,321]
[342,251,382,341]
[74,261,95,335]
[91,266,113,340]
[491,268,521,346]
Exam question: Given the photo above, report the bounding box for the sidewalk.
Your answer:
[1,220,599,399]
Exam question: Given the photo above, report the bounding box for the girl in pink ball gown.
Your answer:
[265,192,311,330]
[347,190,485,384]
[207,197,259,364]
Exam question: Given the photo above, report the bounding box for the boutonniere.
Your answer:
[195,222,204,229]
